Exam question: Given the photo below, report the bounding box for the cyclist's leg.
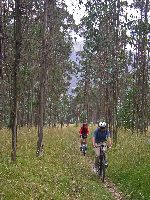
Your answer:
[85,138,87,144]
[104,153,108,167]
[103,145,108,166]
[85,138,87,149]
[94,144,100,169]
[80,137,83,151]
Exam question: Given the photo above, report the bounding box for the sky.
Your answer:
[64,0,145,56]
[64,0,139,25]
[64,0,86,25]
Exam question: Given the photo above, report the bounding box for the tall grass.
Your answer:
[0,127,113,200]
[106,130,150,200]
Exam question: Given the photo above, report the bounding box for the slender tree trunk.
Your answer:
[142,0,149,132]
[112,0,120,145]
[36,0,48,156]
[27,90,30,127]
[0,0,2,128]
[83,64,89,123]
[0,0,2,78]
[11,0,21,161]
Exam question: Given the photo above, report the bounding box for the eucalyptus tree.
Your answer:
[134,0,150,133]
[1,0,76,159]
[76,0,150,137]
[1,1,14,128]
[35,0,75,155]
[40,0,75,127]
[0,0,3,128]
[77,0,129,143]
[0,0,2,78]
[11,0,22,161]
[126,0,150,133]
[36,0,49,156]
[17,0,44,127]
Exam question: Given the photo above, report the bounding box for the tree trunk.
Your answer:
[112,0,120,145]
[36,0,48,156]
[11,0,21,161]
[0,0,2,78]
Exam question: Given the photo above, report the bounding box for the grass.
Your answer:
[106,130,150,200]
[0,127,113,200]
[1,127,150,200]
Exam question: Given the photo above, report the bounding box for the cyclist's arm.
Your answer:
[107,137,112,147]
[107,131,112,147]
[87,128,90,135]
[79,128,82,136]
[92,130,97,147]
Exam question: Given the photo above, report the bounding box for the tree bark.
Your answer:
[0,0,2,78]
[11,0,21,161]
[36,0,48,156]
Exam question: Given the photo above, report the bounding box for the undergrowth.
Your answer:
[106,130,150,200]
[0,127,113,200]
[1,127,149,200]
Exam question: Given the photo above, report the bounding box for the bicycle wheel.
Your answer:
[97,160,101,176]
[101,161,105,182]
[83,149,86,156]
[83,146,86,156]
[99,158,105,182]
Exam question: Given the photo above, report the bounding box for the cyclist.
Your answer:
[79,123,89,151]
[92,122,112,170]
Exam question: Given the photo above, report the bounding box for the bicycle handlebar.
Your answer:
[94,145,112,150]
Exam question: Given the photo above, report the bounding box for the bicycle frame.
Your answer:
[81,138,86,144]
[81,139,87,156]
[96,143,107,182]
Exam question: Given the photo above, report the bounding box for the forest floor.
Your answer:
[0,126,150,200]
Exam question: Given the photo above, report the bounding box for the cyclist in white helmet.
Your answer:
[92,121,112,170]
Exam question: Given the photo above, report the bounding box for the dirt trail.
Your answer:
[79,142,125,200]
[104,178,124,200]
[89,159,125,200]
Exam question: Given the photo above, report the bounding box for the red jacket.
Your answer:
[79,127,89,136]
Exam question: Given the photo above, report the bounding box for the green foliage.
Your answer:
[1,127,150,199]
[2,0,77,127]
[117,88,134,129]
[106,130,150,200]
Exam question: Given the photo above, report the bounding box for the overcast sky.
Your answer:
[64,0,85,24]
[64,0,138,24]
[64,0,142,52]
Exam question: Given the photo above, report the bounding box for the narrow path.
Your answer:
[78,130,125,200]
[104,178,124,200]
[88,157,125,200]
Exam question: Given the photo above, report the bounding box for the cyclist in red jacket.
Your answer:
[79,123,89,151]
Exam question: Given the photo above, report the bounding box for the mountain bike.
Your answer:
[81,139,87,156]
[96,143,107,182]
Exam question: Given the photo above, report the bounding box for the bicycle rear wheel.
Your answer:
[83,150,86,156]
[101,162,105,182]
[83,146,86,156]
[99,159,105,182]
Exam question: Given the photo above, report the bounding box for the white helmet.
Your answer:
[99,122,106,128]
